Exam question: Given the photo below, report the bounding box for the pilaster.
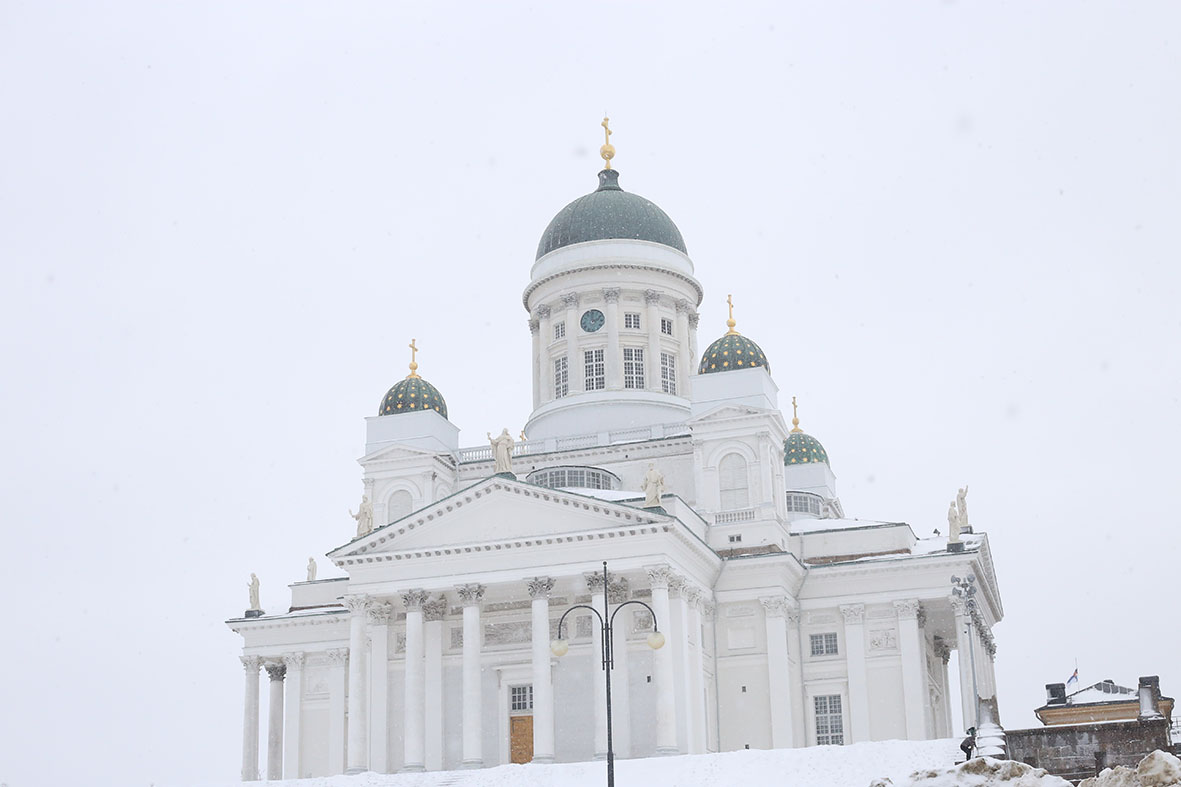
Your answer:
[760,596,794,748]
[894,599,928,739]
[423,596,447,771]
[282,652,305,779]
[840,604,870,742]
[367,603,392,773]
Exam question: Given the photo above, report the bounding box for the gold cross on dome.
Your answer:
[791,395,803,433]
[407,338,420,378]
[725,294,739,335]
[600,116,616,170]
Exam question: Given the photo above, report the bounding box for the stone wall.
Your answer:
[1007,717,1173,784]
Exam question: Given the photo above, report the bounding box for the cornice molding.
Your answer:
[523,262,704,310]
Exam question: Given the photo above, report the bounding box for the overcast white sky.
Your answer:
[2,2,1179,786]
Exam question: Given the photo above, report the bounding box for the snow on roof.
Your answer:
[1066,681,1138,705]
[790,516,899,534]
[556,487,643,502]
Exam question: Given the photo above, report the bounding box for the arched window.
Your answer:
[719,454,750,510]
[387,490,413,521]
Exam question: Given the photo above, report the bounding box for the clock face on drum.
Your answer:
[580,309,606,333]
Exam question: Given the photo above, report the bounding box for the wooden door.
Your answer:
[509,715,534,764]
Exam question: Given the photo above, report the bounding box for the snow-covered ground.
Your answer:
[170,739,972,787]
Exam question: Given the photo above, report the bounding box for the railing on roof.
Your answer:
[714,508,756,524]
[453,421,691,464]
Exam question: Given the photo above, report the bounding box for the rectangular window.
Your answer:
[623,347,645,389]
[553,356,569,398]
[814,694,844,745]
[661,317,674,335]
[660,352,677,394]
[624,312,641,329]
[810,632,839,656]
[584,348,605,391]
[554,321,566,341]
[510,684,533,712]
[728,534,742,543]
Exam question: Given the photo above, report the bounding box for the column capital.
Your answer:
[893,599,921,620]
[343,594,374,615]
[685,586,702,606]
[643,288,662,305]
[667,573,688,598]
[701,601,717,620]
[265,661,287,682]
[402,588,429,610]
[528,318,540,335]
[602,287,621,303]
[527,576,555,599]
[422,597,447,621]
[950,596,968,617]
[933,637,951,664]
[367,602,393,626]
[584,571,608,595]
[455,583,486,606]
[675,298,692,314]
[786,605,801,627]
[840,603,866,625]
[645,564,672,590]
[760,596,789,618]
[326,647,349,665]
[559,292,580,309]
[240,654,263,672]
[688,312,700,329]
[608,577,630,604]
[536,304,551,319]
[282,652,305,670]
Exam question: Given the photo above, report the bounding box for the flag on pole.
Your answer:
[1067,668,1079,689]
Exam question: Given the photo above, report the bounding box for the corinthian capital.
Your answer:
[840,604,865,625]
[422,597,447,621]
[760,596,789,618]
[281,652,305,670]
[528,318,540,335]
[536,304,551,319]
[688,312,700,329]
[455,583,486,606]
[367,602,393,626]
[602,287,621,303]
[402,589,429,610]
[240,655,262,672]
[584,571,608,595]
[644,289,662,305]
[326,647,349,666]
[675,298,691,314]
[893,599,921,621]
[264,661,287,682]
[343,594,374,615]
[646,564,672,590]
[527,576,556,599]
[560,293,580,309]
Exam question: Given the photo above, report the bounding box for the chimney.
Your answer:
[1139,676,1162,719]
[1046,683,1067,705]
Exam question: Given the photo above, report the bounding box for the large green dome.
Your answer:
[697,332,770,375]
[379,374,448,419]
[784,432,829,466]
[536,169,687,260]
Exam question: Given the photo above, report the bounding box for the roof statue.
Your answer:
[247,573,261,611]
[350,495,374,538]
[957,485,970,528]
[948,501,962,543]
[487,428,514,475]
[642,462,666,508]
[306,557,317,582]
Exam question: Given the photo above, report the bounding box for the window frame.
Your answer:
[553,321,566,341]
[624,312,642,330]
[553,356,569,398]
[660,351,677,395]
[623,347,645,389]
[814,693,845,746]
[660,317,674,336]
[584,348,605,391]
[809,632,839,657]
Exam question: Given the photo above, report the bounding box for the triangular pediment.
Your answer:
[689,402,776,423]
[329,477,669,558]
[359,442,442,464]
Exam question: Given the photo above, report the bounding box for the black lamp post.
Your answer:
[551,561,665,787]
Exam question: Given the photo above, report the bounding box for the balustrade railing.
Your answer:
[453,421,691,464]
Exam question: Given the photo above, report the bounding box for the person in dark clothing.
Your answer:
[960,727,977,761]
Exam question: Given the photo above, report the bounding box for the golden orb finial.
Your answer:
[407,338,421,379]
[600,116,616,170]
[726,294,740,335]
[791,396,803,433]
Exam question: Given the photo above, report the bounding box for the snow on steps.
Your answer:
[178,738,966,787]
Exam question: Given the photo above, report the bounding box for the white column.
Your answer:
[670,575,695,752]
[687,589,706,754]
[457,583,486,768]
[646,566,678,754]
[402,589,428,772]
[840,604,870,742]
[609,576,632,758]
[529,317,541,409]
[367,603,392,773]
[528,577,556,763]
[265,661,286,780]
[240,655,262,782]
[586,571,609,759]
[894,599,928,740]
[326,648,348,774]
[603,288,622,389]
[282,653,305,779]
[760,597,794,749]
[537,305,553,403]
[561,293,582,394]
[687,312,700,386]
[423,597,447,771]
[936,640,953,737]
[675,299,693,398]
[343,594,373,774]
[643,289,662,391]
[786,606,806,748]
[702,602,719,751]
[952,597,977,729]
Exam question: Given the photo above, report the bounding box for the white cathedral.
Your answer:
[228,128,1004,781]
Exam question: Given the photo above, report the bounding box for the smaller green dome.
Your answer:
[698,332,770,375]
[784,432,829,466]
[379,375,448,419]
